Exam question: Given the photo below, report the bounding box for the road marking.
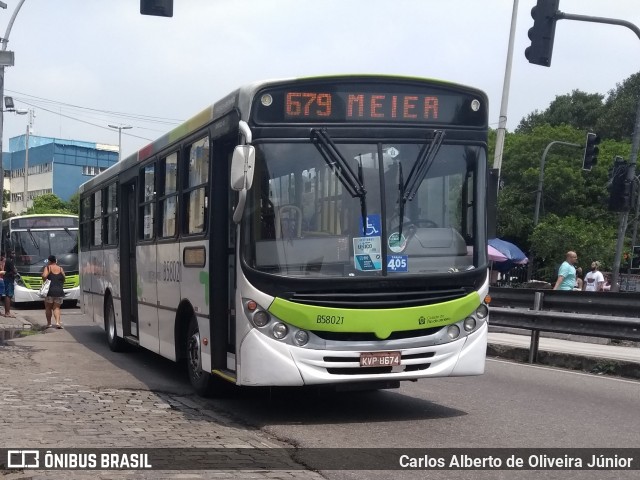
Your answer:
[487,358,640,385]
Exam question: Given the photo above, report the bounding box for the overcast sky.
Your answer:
[1,0,639,158]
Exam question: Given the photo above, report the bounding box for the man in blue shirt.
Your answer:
[554,251,578,291]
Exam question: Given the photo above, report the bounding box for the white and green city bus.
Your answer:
[79,75,491,395]
[1,214,80,305]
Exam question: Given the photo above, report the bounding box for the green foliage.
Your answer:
[26,193,73,215]
[66,192,80,215]
[596,72,640,141]
[516,90,604,134]
[497,77,637,280]
[529,215,617,282]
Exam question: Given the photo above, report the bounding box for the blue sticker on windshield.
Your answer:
[359,214,381,237]
[387,255,408,272]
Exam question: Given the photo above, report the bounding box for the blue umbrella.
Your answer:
[488,238,528,264]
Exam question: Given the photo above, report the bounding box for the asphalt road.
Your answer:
[10,304,640,480]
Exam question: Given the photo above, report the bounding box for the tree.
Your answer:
[516,90,604,134]
[596,72,640,141]
[530,215,617,282]
[26,193,73,215]
[66,192,80,215]
[495,124,627,280]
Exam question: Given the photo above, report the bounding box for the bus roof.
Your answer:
[79,74,487,195]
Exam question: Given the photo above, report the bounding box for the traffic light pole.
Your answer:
[552,11,640,292]
[527,140,581,281]
[610,99,640,291]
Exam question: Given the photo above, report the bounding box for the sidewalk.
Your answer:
[488,330,640,379]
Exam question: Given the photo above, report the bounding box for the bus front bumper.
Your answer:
[13,285,81,303]
[237,322,487,387]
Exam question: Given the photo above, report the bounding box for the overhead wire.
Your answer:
[4,89,185,142]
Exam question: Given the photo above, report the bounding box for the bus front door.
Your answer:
[120,180,139,339]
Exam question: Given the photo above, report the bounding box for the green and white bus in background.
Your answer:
[79,75,491,395]
[1,214,80,305]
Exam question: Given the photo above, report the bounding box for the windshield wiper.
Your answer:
[402,130,445,203]
[311,129,368,234]
[26,229,40,250]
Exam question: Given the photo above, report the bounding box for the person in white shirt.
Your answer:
[583,261,605,292]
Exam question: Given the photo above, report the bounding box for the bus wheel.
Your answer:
[105,298,124,352]
[186,317,219,396]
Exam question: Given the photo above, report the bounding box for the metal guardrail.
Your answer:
[488,288,640,362]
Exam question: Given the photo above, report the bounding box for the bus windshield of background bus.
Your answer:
[244,141,485,277]
[11,230,78,267]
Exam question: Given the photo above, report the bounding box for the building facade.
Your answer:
[2,135,118,213]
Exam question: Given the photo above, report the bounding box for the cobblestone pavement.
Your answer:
[0,339,325,480]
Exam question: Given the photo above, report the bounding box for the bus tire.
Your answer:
[186,317,228,397]
[105,297,124,352]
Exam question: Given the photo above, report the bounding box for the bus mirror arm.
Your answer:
[233,189,247,224]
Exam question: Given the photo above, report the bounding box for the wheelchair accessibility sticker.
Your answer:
[353,236,382,271]
[359,214,381,237]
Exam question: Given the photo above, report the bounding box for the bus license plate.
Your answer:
[360,351,401,367]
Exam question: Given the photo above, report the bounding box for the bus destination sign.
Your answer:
[254,82,487,126]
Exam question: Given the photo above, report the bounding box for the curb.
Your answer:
[487,344,640,380]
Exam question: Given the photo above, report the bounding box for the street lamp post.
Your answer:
[0,0,27,238]
[22,107,33,211]
[527,140,581,281]
[108,124,132,162]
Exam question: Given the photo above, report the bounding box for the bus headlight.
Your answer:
[272,322,288,340]
[475,304,489,319]
[463,317,476,332]
[447,325,460,340]
[252,311,270,328]
[293,330,309,346]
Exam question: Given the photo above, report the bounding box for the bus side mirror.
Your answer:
[231,145,255,223]
[230,145,255,191]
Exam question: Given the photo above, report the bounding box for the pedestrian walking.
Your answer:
[583,261,605,292]
[553,251,578,291]
[42,255,66,329]
[2,252,17,317]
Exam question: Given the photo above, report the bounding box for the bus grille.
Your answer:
[286,287,468,309]
[311,326,443,342]
[323,351,435,375]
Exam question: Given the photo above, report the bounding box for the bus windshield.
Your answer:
[244,139,483,278]
[11,229,78,267]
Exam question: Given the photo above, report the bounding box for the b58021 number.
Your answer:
[316,314,344,325]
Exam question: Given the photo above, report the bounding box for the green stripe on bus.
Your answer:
[268,292,481,340]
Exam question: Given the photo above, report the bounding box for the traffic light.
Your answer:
[524,0,560,67]
[140,0,173,17]
[582,132,600,171]
[608,156,633,212]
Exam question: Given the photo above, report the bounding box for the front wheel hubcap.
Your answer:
[188,331,202,381]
